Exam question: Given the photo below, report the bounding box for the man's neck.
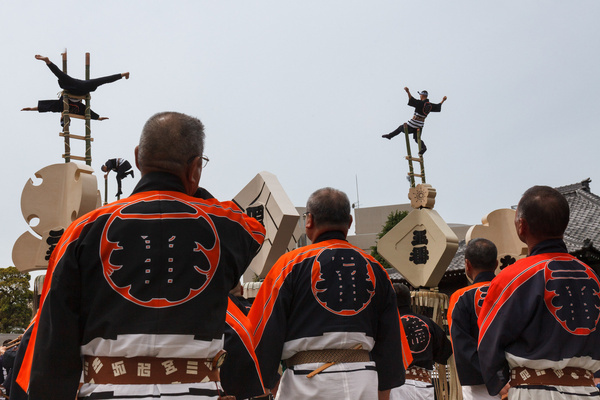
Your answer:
[527,236,563,255]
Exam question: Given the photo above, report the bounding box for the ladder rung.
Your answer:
[62,155,87,161]
[59,133,94,141]
[408,173,423,178]
[62,92,89,100]
[63,114,89,120]
[405,156,423,162]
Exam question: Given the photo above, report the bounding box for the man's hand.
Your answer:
[378,389,391,400]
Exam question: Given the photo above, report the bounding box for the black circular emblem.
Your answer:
[311,246,376,316]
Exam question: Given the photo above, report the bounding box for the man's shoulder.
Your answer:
[451,280,488,301]
[484,253,581,301]
[401,311,435,326]
[494,252,580,281]
[276,240,385,272]
[71,191,258,232]
[314,239,386,267]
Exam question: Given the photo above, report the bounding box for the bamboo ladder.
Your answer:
[404,125,426,187]
[60,51,93,166]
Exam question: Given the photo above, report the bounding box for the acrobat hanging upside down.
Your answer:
[382,87,447,156]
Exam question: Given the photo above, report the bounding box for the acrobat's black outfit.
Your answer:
[46,62,124,96]
[103,158,134,196]
[383,96,444,155]
[36,97,101,120]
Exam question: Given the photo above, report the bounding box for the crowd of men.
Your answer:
[2,111,599,400]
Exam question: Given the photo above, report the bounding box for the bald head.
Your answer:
[517,185,569,240]
[137,112,205,176]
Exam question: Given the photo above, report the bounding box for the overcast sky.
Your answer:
[1,1,599,275]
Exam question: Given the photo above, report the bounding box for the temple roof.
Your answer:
[557,178,600,252]
[388,179,600,284]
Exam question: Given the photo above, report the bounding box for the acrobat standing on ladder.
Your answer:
[382,87,447,156]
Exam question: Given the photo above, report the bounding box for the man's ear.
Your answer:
[134,146,140,170]
[183,156,202,196]
[465,259,473,279]
[190,157,202,183]
[305,213,314,229]
[515,217,528,241]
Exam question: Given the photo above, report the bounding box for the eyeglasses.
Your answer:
[187,155,210,168]
[201,156,209,168]
[303,212,310,218]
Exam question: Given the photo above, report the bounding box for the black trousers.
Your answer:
[115,160,132,193]
[47,62,123,96]
[387,123,427,154]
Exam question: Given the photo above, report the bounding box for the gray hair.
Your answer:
[306,187,351,230]
[137,112,205,175]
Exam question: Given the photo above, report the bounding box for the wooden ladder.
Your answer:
[60,51,93,166]
[404,125,426,187]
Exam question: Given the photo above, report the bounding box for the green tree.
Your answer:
[0,267,33,333]
[370,210,409,269]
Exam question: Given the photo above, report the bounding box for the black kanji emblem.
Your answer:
[401,314,431,354]
[101,196,221,308]
[409,246,429,265]
[312,248,375,315]
[45,228,65,261]
[411,230,428,246]
[246,204,264,226]
[545,258,600,335]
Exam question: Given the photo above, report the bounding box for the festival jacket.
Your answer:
[447,270,495,386]
[27,172,266,400]
[399,308,452,371]
[477,239,600,395]
[406,96,443,129]
[221,295,266,399]
[248,231,409,391]
[7,324,32,400]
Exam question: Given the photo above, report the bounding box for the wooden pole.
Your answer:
[84,52,92,166]
[417,128,426,183]
[61,50,67,74]
[61,50,71,163]
[104,176,108,205]
[404,124,416,188]
[5,337,21,346]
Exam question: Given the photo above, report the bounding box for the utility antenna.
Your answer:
[352,174,360,209]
